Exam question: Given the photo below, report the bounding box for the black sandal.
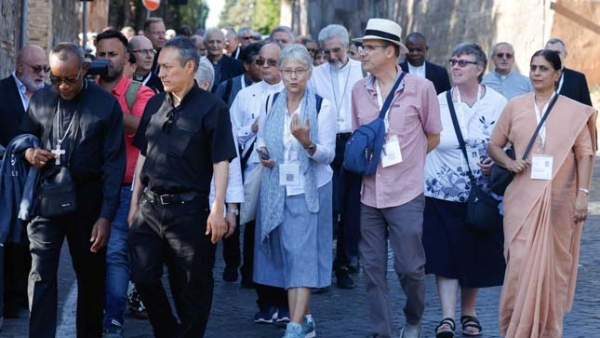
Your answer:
[460,315,483,337]
[435,317,455,338]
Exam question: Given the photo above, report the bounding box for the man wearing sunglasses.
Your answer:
[0,44,47,327]
[482,42,533,100]
[20,42,126,338]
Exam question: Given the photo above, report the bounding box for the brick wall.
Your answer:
[0,0,22,78]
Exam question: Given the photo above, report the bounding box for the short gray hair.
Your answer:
[204,28,224,41]
[317,24,349,47]
[195,57,214,88]
[164,36,200,72]
[237,27,253,38]
[50,42,85,67]
[270,26,295,42]
[546,37,566,49]
[279,44,313,71]
[490,42,514,56]
[451,43,487,82]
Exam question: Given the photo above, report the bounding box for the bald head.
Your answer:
[16,44,48,95]
[128,36,155,74]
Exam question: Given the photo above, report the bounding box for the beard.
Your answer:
[22,77,44,92]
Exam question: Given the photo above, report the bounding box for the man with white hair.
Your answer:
[545,37,592,106]
[269,26,294,47]
[308,24,364,290]
[204,28,244,92]
[482,42,532,99]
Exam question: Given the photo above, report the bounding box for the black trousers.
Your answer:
[221,216,241,270]
[28,179,106,338]
[3,241,31,315]
[129,194,215,338]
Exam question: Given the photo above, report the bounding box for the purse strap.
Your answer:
[377,72,407,120]
[446,90,477,183]
[521,93,558,160]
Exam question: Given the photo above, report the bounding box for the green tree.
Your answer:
[253,0,279,35]
[220,0,255,29]
[173,0,210,31]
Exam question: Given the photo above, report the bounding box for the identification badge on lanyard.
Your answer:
[381,135,403,168]
[279,163,301,186]
[530,155,553,180]
[466,146,481,167]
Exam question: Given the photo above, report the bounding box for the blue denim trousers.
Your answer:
[104,186,132,326]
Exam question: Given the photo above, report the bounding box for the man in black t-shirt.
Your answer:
[128,37,236,338]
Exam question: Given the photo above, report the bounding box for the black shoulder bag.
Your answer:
[37,94,83,218]
[446,91,502,232]
[489,94,559,195]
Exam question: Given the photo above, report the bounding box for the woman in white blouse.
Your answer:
[254,44,336,338]
[423,43,508,338]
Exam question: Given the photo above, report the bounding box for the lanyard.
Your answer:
[533,91,556,148]
[453,85,482,139]
[330,61,351,122]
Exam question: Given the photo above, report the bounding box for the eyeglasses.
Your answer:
[22,60,50,73]
[495,53,513,59]
[162,109,175,134]
[49,68,83,85]
[130,49,157,55]
[241,36,253,40]
[323,47,343,55]
[357,44,387,53]
[449,59,478,67]
[255,58,278,67]
[281,68,308,77]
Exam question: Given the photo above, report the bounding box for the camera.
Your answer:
[86,59,109,77]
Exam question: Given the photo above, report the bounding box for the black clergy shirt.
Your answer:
[133,85,237,195]
[20,80,127,221]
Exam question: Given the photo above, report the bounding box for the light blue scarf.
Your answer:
[259,88,319,250]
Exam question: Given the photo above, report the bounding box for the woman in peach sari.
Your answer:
[488,49,596,338]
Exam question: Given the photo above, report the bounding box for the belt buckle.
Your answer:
[159,194,171,205]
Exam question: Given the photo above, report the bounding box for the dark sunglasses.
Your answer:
[22,60,50,73]
[495,53,513,59]
[241,36,253,40]
[49,68,83,85]
[162,109,175,134]
[449,59,478,67]
[255,58,278,67]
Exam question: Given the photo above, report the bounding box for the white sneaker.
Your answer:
[399,322,421,338]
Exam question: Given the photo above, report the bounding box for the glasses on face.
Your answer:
[357,44,387,53]
[22,60,50,73]
[255,58,278,67]
[130,49,157,55]
[241,36,253,41]
[449,59,478,67]
[323,47,343,55]
[281,68,308,77]
[49,68,83,86]
[162,109,175,134]
[495,53,513,59]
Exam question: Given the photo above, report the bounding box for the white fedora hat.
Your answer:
[354,18,409,54]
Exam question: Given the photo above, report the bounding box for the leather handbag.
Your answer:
[446,91,502,232]
[489,94,559,195]
[343,72,406,176]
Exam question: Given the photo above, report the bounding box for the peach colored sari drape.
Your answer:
[489,94,597,338]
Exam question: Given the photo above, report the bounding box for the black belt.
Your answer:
[337,132,352,140]
[144,190,201,205]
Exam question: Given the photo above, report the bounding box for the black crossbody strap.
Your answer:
[521,93,559,160]
[446,90,476,183]
[377,72,406,120]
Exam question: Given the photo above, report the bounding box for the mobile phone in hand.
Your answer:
[257,149,270,161]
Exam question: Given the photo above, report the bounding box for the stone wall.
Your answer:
[0,0,22,78]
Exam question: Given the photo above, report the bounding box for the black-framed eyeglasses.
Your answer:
[49,68,83,85]
[22,60,50,73]
[162,109,175,134]
[323,47,343,55]
[130,49,157,55]
[495,53,513,59]
[255,58,278,67]
[449,59,478,67]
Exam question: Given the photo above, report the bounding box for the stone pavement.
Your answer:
[2,158,600,337]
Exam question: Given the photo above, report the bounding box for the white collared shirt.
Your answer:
[407,62,426,78]
[308,58,364,133]
[12,72,31,111]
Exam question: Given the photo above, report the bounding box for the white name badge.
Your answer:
[530,155,553,180]
[279,163,301,186]
[466,146,481,167]
[381,135,403,168]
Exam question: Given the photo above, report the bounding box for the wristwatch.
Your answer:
[227,208,239,216]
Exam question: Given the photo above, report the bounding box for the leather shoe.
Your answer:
[335,267,355,289]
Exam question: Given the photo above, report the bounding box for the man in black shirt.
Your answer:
[20,42,126,338]
[128,37,236,338]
